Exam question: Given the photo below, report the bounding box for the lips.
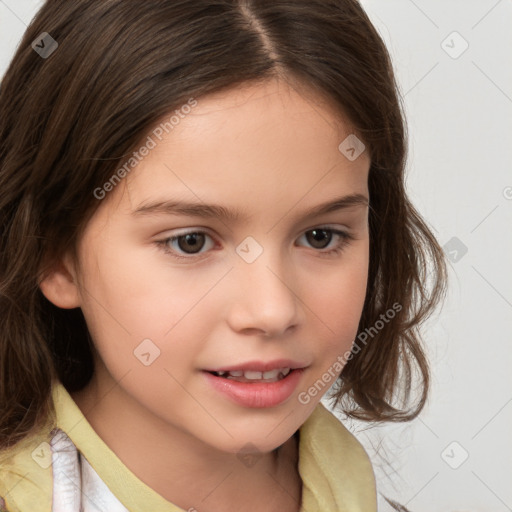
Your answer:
[203,367,306,408]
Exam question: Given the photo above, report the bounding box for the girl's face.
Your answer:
[61,78,370,454]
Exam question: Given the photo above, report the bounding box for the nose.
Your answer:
[226,248,301,338]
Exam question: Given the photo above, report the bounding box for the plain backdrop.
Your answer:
[1,1,511,511]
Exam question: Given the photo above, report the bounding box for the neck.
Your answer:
[70,370,302,512]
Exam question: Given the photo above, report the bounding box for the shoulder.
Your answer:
[0,420,55,511]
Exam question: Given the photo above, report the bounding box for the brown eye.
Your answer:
[296,227,352,257]
[158,231,215,259]
[175,233,206,254]
[305,229,333,249]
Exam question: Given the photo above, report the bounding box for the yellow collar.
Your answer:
[0,381,376,511]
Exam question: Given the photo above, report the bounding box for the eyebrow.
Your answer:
[132,193,369,223]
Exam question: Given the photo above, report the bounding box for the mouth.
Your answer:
[202,366,307,408]
[206,367,292,383]
[203,359,308,384]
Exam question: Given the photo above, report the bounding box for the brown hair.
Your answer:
[0,0,447,458]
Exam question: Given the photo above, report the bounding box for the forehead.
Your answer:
[118,78,370,217]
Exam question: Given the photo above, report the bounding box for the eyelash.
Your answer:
[155,227,354,261]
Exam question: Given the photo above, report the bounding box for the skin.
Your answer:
[40,76,370,512]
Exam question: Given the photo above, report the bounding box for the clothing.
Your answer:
[0,380,377,511]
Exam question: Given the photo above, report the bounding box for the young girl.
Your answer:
[0,1,447,511]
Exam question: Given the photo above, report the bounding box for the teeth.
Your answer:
[262,369,280,379]
[244,370,263,380]
[212,368,292,381]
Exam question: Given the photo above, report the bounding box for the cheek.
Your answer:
[76,242,227,380]
[79,240,225,338]
[294,248,368,408]
[307,249,369,359]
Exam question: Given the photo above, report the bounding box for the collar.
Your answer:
[1,381,376,511]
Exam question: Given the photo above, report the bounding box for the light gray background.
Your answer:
[1,1,511,510]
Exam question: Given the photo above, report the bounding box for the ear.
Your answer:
[38,252,81,309]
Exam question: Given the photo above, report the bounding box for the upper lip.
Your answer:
[204,359,308,373]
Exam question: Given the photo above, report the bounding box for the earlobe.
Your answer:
[38,254,81,309]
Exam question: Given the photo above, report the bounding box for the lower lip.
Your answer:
[203,368,305,408]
